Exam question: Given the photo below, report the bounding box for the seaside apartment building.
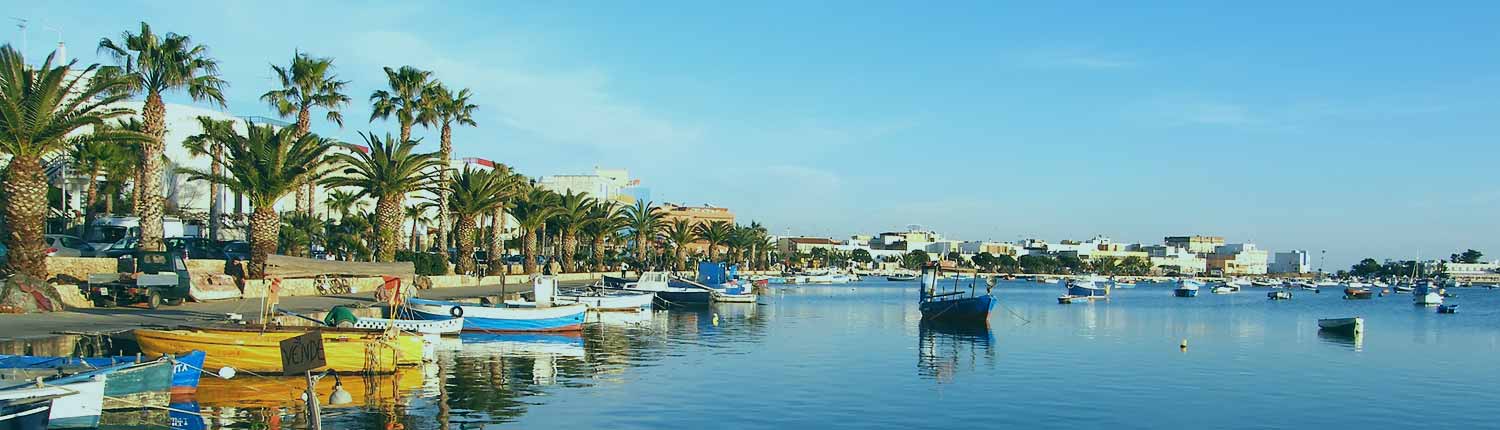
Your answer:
[1269,250,1311,274]
[538,167,639,205]
[1142,245,1208,275]
[1443,261,1500,284]
[1165,235,1226,255]
[1207,243,1269,275]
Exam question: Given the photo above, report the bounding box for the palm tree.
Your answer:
[580,201,628,272]
[443,167,509,275]
[661,218,697,271]
[404,203,433,251]
[321,132,441,262]
[67,135,129,231]
[726,224,756,267]
[180,122,334,278]
[421,84,477,276]
[622,200,663,270]
[0,47,140,278]
[368,66,431,143]
[97,22,228,251]
[485,168,524,276]
[261,50,351,214]
[323,189,365,221]
[181,116,236,241]
[551,191,597,273]
[511,188,560,274]
[695,220,733,262]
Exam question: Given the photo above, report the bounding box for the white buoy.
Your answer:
[218,367,237,380]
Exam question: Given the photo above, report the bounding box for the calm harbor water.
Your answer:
[33,279,1500,429]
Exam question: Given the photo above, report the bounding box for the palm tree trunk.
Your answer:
[292,108,311,214]
[247,206,279,279]
[707,243,718,262]
[454,215,477,275]
[410,218,420,251]
[635,234,648,270]
[83,168,99,230]
[207,145,223,241]
[2,157,50,280]
[522,232,538,274]
[592,235,607,272]
[435,123,452,275]
[373,195,403,262]
[487,206,506,276]
[561,231,578,273]
[675,247,685,271]
[137,92,168,252]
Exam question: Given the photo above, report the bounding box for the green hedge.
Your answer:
[396,251,447,276]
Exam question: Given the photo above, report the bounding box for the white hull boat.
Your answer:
[554,290,654,311]
[349,316,465,335]
[712,291,758,303]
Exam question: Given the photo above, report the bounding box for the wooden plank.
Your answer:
[263,254,415,280]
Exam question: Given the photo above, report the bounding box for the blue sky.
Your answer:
[8,1,1498,268]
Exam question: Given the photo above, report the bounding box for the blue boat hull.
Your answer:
[1067,286,1108,297]
[1174,288,1198,297]
[654,290,712,306]
[919,295,996,321]
[0,350,204,394]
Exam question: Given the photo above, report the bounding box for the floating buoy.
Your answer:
[712,313,720,326]
[1180,339,1189,350]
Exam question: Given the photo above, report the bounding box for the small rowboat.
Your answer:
[1317,317,1364,335]
[0,377,100,429]
[135,327,424,374]
[347,316,465,335]
[1343,288,1373,300]
[553,289,654,311]
[1437,304,1459,314]
[1267,289,1292,300]
[712,291,758,303]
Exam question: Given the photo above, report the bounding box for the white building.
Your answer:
[538,167,638,205]
[1270,250,1310,274]
[1142,245,1208,275]
[1208,243,1269,275]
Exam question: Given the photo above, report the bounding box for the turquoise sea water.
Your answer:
[101,279,1500,428]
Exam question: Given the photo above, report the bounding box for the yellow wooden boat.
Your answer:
[134,327,424,374]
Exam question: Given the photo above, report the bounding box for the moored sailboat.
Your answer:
[917,263,995,322]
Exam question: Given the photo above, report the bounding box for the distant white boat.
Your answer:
[350,316,464,335]
[1210,282,1240,294]
[1413,280,1444,306]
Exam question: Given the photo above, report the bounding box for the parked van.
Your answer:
[84,216,187,251]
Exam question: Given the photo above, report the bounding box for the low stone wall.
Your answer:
[47,257,230,282]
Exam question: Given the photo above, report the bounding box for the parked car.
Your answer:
[44,234,95,257]
[218,240,250,261]
[164,237,221,260]
[97,238,140,259]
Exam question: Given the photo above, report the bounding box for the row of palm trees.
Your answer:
[0,22,780,282]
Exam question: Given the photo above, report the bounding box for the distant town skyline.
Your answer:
[9,1,1496,268]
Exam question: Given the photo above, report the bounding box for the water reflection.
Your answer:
[1317,330,1365,351]
[917,320,997,383]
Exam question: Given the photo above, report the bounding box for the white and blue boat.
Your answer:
[0,350,205,395]
[408,298,586,333]
[1413,280,1444,306]
[1066,277,1111,297]
[0,383,79,429]
[917,263,996,322]
[609,272,713,306]
[408,277,586,333]
[1174,279,1201,297]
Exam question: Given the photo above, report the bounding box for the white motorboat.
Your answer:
[1210,282,1240,294]
[1413,280,1444,306]
[554,288,655,311]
